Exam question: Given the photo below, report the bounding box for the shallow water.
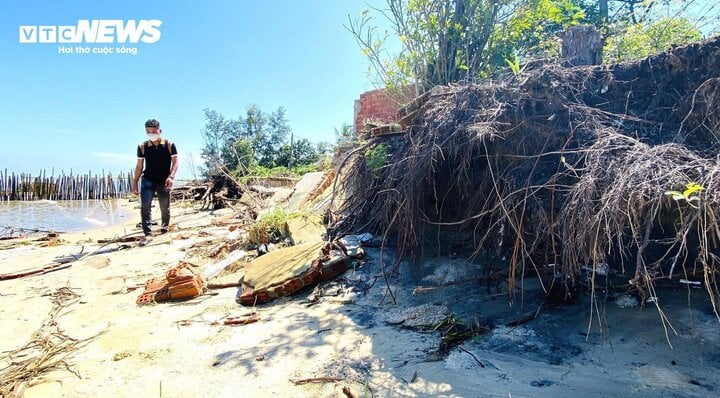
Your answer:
[0,199,130,236]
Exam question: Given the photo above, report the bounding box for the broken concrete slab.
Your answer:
[286,172,326,211]
[204,250,249,280]
[244,241,325,293]
[287,215,325,245]
[238,241,357,305]
[300,169,336,208]
[267,187,294,207]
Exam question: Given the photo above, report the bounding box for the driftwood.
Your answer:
[0,262,71,281]
[290,377,344,385]
[198,173,245,210]
[1,226,65,237]
[207,281,243,289]
[2,232,140,282]
[412,278,481,294]
[97,236,139,244]
[223,313,259,326]
[171,184,207,201]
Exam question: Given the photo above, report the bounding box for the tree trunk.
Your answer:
[599,0,608,24]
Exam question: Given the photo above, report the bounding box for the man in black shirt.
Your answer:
[132,118,179,245]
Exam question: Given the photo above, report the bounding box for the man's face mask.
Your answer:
[146,127,161,142]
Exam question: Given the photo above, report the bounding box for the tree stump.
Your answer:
[562,25,603,66]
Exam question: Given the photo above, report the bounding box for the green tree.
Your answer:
[492,0,586,63]
[349,0,715,89]
[258,107,291,167]
[276,138,321,168]
[316,141,334,157]
[293,139,321,166]
[240,105,266,161]
[201,108,241,176]
[201,106,325,176]
[604,17,702,63]
[347,0,585,91]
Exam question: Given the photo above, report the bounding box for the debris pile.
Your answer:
[333,35,720,304]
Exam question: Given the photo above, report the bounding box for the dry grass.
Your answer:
[0,286,102,397]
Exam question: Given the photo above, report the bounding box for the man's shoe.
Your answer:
[160,227,169,234]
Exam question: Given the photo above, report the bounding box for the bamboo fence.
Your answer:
[0,169,133,201]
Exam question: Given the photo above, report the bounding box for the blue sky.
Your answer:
[0,1,386,179]
[1,1,717,180]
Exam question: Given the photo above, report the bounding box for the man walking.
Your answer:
[132,118,179,245]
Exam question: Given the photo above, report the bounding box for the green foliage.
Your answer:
[665,182,704,208]
[365,143,389,176]
[249,208,323,244]
[200,108,230,176]
[505,54,521,75]
[275,138,322,168]
[348,0,588,90]
[291,163,321,175]
[223,138,254,174]
[257,107,291,167]
[604,17,702,63]
[496,0,586,60]
[201,107,259,175]
[349,0,713,89]
[257,208,290,228]
[334,122,355,141]
[249,208,291,244]
[316,141,334,158]
[201,106,323,178]
[237,163,320,183]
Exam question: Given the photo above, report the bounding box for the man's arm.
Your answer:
[132,158,143,195]
[165,155,179,189]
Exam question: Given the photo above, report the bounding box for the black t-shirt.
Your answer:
[137,139,178,184]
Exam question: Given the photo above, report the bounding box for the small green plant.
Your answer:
[249,208,291,244]
[665,182,704,208]
[257,208,290,226]
[505,54,521,75]
[365,143,389,176]
[248,208,322,244]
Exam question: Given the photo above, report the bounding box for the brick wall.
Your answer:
[354,87,414,132]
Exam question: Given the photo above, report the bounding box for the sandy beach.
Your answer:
[1,199,719,398]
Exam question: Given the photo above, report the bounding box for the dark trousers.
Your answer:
[140,177,170,236]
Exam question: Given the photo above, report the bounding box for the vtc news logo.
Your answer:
[19,19,162,44]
